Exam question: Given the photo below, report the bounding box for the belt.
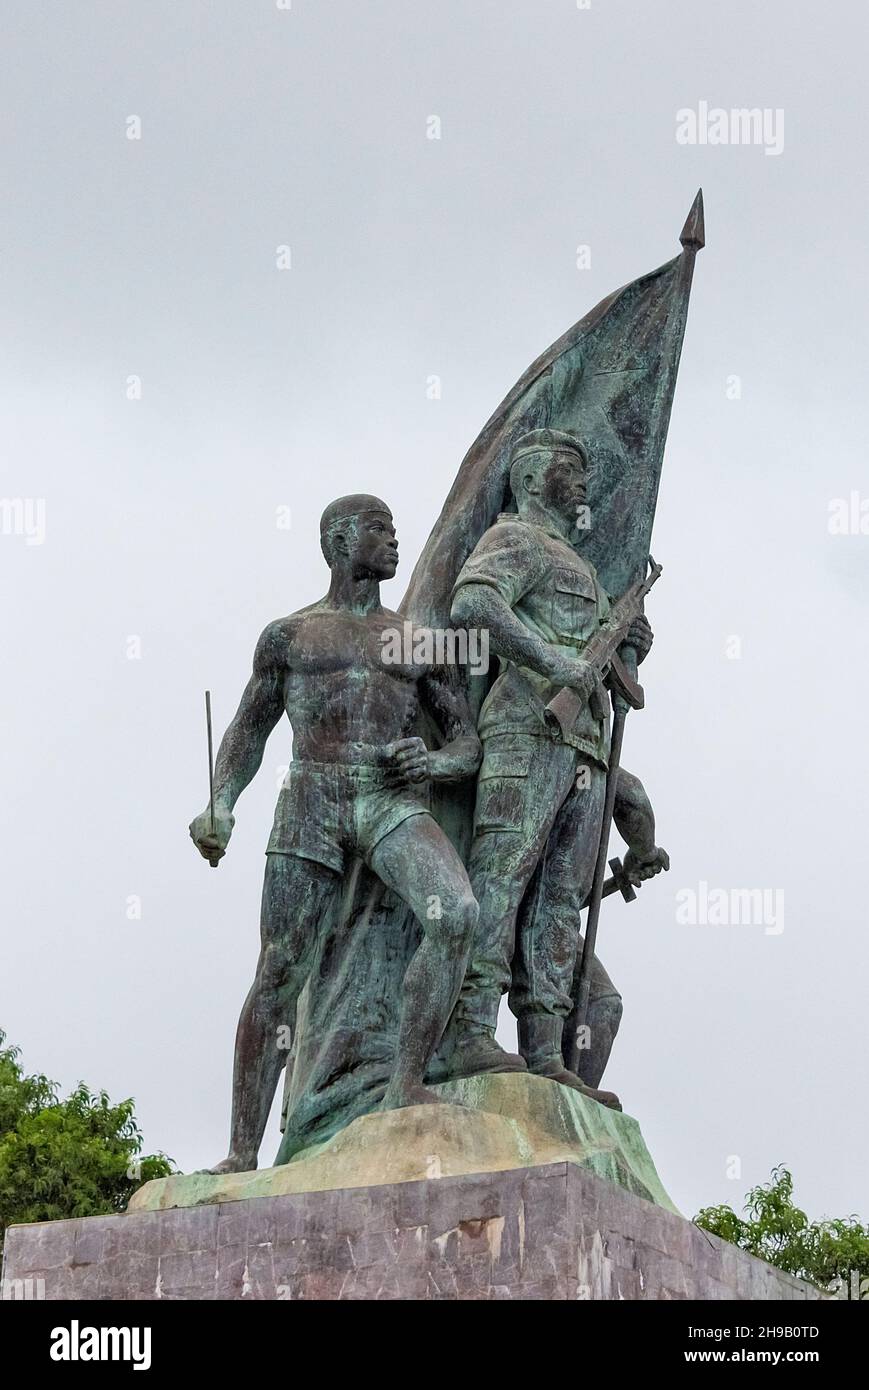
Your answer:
[286,760,391,784]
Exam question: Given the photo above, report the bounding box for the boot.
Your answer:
[518,1013,621,1111]
[428,1021,527,1083]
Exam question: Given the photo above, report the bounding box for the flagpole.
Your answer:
[565,192,705,1072]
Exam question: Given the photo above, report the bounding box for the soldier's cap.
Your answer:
[319,495,393,535]
[510,429,588,466]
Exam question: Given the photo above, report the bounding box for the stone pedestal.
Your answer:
[1,1078,823,1300]
[3,1161,821,1301]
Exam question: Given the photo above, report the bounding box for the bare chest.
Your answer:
[288,612,428,683]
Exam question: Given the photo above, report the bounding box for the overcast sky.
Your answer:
[2,0,867,1226]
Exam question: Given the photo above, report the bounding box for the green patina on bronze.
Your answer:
[189,495,485,1173]
[188,194,704,1176]
[131,1074,679,1215]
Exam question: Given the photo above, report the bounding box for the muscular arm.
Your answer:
[614,768,669,881]
[450,582,589,688]
[189,623,287,864]
[418,666,482,784]
[213,624,287,813]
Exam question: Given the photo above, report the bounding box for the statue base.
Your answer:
[3,1161,820,1301]
[2,1076,822,1299]
[129,1072,679,1215]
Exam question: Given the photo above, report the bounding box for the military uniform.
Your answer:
[452,514,620,1034]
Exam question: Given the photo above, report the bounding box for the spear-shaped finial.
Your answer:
[679,188,705,250]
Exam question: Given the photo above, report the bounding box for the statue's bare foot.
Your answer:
[203,1152,257,1176]
[381,1083,451,1111]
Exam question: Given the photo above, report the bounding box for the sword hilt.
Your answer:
[605,855,637,903]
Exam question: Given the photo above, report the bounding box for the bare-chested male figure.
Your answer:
[189,495,487,1174]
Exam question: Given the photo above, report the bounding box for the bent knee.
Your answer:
[439,891,479,948]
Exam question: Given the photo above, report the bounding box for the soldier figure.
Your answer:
[447,430,669,1106]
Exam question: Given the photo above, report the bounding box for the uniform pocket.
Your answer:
[550,566,598,642]
[474,747,533,833]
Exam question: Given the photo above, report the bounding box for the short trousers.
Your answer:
[266,761,431,874]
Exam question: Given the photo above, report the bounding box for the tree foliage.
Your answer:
[0,1031,174,1257]
[695,1164,869,1297]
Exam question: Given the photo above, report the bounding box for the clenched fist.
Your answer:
[382,736,429,786]
[623,613,653,663]
[623,845,669,884]
[189,806,235,866]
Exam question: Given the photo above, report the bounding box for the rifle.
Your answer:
[544,556,662,739]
